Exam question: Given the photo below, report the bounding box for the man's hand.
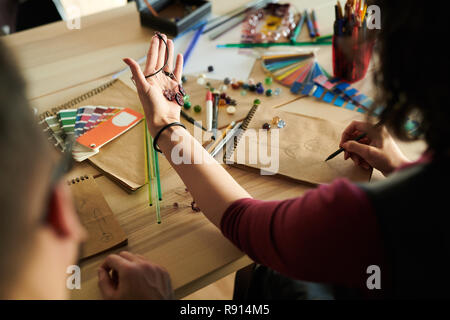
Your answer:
[340,120,411,176]
[98,251,174,300]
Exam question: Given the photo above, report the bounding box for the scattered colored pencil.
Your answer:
[152,139,162,201]
[304,10,316,38]
[144,121,152,206]
[183,24,206,67]
[149,136,162,224]
[216,41,332,49]
[311,10,321,37]
[290,12,306,42]
[207,121,236,154]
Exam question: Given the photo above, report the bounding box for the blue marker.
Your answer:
[304,10,316,38]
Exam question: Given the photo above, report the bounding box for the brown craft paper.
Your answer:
[228,104,371,185]
[85,80,146,191]
[69,175,128,260]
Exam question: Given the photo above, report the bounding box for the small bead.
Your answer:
[256,82,263,88]
[199,73,206,78]
[265,77,273,85]
[242,83,249,90]
[220,92,227,99]
[272,116,280,125]
[248,78,255,85]
[240,90,247,96]
[219,85,228,92]
[229,99,237,106]
[265,89,272,97]
[219,99,227,106]
[181,75,187,83]
[262,122,271,130]
[274,88,282,96]
[224,77,231,85]
[277,119,286,128]
[256,86,265,94]
[207,65,214,72]
[183,95,190,102]
[209,87,215,92]
[249,84,257,92]
[183,101,191,109]
[225,96,232,104]
[253,99,261,105]
[226,106,236,114]
[206,82,211,87]
[231,82,240,90]
[197,77,206,85]
[193,105,202,113]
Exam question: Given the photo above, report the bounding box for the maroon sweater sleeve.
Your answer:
[220,178,386,289]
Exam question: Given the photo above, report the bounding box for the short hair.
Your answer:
[0,40,52,297]
[372,0,450,156]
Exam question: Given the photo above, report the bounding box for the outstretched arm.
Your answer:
[123,34,251,227]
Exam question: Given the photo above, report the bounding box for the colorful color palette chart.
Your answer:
[40,106,123,160]
[261,52,419,133]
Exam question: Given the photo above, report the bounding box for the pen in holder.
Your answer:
[332,1,375,83]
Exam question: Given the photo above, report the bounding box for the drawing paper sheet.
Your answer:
[70,175,127,259]
[174,23,256,81]
[228,104,371,184]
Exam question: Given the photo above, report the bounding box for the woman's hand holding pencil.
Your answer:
[339,120,411,176]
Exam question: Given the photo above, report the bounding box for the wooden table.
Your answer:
[3,1,425,299]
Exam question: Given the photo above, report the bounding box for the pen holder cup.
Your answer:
[332,35,375,83]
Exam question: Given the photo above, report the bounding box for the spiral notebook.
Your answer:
[69,175,127,260]
[225,104,372,185]
[39,79,146,191]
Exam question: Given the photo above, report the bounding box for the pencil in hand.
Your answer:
[325,132,367,161]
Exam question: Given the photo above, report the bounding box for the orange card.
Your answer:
[76,108,144,150]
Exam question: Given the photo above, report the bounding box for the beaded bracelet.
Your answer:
[153,122,186,153]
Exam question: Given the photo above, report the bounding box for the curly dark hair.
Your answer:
[372,0,449,156]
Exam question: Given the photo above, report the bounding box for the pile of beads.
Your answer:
[227,76,281,98]
[219,92,237,107]
[241,3,298,44]
[262,115,287,131]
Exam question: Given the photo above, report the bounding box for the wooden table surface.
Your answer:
[3,1,425,299]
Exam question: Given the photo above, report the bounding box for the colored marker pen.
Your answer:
[311,10,320,37]
[206,91,213,132]
[304,10,316,38]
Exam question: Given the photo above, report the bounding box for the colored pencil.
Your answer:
[304,10,316,38]
[149,136,161,224]
[207,121,236,154]
[153,141,162,201]
[290,12,306,42]
[311,10,321,37]
[144,121,153,206]
[216,41,332,49]
[211,122,242,157]
[180,110,207,131]
[315,34,333,42]
[183,24,206,67]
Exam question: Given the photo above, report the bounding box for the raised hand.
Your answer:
[123,33,184,137]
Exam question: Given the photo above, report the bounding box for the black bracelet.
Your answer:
[153,122,186,153]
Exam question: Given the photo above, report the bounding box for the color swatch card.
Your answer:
[76,108,144,151]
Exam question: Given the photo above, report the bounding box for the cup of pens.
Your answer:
[332,0,375,83]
